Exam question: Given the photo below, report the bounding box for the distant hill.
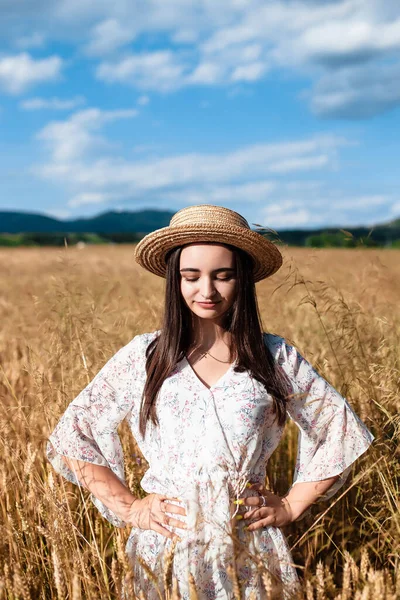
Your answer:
[0,208,400,248]
[0,209,174,234]
[270,217,400,247]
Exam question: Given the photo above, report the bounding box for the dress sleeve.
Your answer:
[270,335,374,500]
[46,333,147,527]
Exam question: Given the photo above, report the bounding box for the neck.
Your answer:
[190,316,230,347]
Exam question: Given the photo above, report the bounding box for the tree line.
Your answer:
[1,229,400,248]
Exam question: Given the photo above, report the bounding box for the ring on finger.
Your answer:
[260,495,267,507]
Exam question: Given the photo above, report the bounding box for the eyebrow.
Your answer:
[179,267,236,273]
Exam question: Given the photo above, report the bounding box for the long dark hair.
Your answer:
[139,243,291,437]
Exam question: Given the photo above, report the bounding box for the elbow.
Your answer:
[61,455,89,490]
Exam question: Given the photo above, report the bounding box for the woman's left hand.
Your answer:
[234,483,294,531]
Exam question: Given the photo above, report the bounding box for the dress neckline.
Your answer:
[183,355,236,392]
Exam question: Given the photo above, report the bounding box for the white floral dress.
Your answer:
[47,331,374,599]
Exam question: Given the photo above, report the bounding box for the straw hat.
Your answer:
[134,204,283,283]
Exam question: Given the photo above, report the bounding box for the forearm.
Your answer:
[62,456,137,523]
[283,475,340,521]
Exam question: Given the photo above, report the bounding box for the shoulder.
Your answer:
[262,331,288,362]
[262,331,306,378]
[107,330,161,369]
[132,329,161,346]
[125,329,161,355]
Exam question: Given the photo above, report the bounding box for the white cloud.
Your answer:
[68,192,113,207]
[85,18,136,55]
[268,155,330,174]
[163,181,277,206]
[33,104,345,205]
[290,17,400,66]
[137,95,149,106]
[0,53,63,94]
[31,102,390,228]
[201,23,257,54]
[2,1,400,116]
[101,41,268,90]
[390,203,400,217]
[171,28,200,44]
[231,62,267,82]
[36,107,138,162]
[187,62,226,84]
[263,203,313,229]
[15,32,45,49]
[88,1,400,115]
[311,61,400,118]
[96,51,187,92]
[20,95,86,111]
[333,195,390,210]
[261,193,394,229]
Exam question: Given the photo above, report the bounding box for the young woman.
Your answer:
[47,204,374,599]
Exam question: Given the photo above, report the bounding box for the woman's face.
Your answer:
[179,243,237,321]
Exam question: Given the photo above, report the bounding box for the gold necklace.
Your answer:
[200,350,232,364]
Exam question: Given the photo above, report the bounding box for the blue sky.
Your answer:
[1,0,400,230]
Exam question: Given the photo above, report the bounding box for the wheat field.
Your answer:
[0,244,399,599]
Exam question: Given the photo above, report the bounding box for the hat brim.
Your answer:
[134,223,283,283]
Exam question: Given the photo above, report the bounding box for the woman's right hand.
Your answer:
[126,493,187,540]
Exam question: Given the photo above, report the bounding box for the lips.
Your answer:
[197,301,220,307]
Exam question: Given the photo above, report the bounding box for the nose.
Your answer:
[199,276,217,300]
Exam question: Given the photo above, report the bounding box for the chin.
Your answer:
[193,309,220,318]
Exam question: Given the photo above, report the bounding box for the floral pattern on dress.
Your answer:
[47,331,374,599]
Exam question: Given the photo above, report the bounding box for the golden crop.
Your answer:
[0,244,399,599]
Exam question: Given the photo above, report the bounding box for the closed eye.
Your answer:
[184,276,233,282]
